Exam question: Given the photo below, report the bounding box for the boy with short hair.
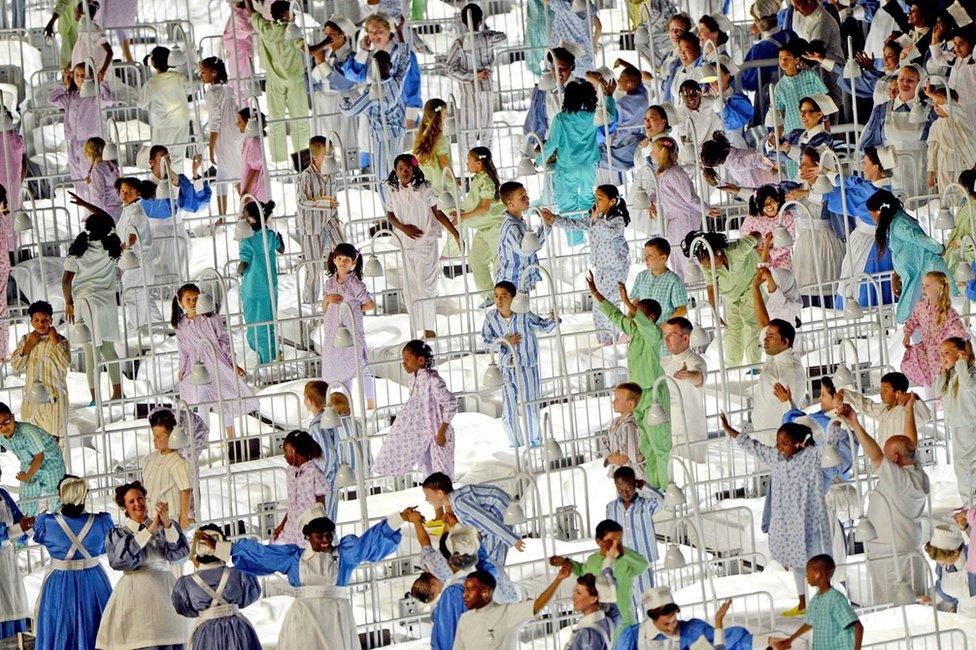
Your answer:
[837,371,930,447]
[304,380,339,521]
[481,280,555,447]
[496,182,549,293]
[630,238,688,322]
[771,554,863,650]
[604,383,644,479]
[11,301,70,440]
[330,391,363,472]
[296,135,341,303]
[549,519,649,631]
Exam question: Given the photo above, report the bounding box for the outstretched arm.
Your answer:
[836,404,883,469]
[534,562,571,614]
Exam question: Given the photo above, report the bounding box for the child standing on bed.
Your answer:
[481,280,556,449]
[201,57,243,217]
[902,271,969,395]
[10,301,69,440]
[236,108,270,204]
[173,282,260,459]
[304,380,340,522]
[720,414,833,618]
[83,136,121,219]
[321,243,376,410]
[49,63,111,199]
[454,147,505,306]
[238,199,284,364]
[373,340,457,478]
[272,430,327,547]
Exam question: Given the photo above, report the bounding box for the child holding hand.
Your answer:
[10,301,69,440]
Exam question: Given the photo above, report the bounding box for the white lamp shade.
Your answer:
[955,263,976,283]
[118,249,140,270]
[503,499,525,525]
[234,219,252,241]
[645,403,668,426]
[832,364,854,388]
[690,324,710,349]
[71,322,91,345]
[843,58,861,78]
[854,518,877,542]
[79,79,97,98]
[843,299,863,319]
[520,231,542,255]
[333,324,354,348]
[363,255,383,278]
[483,361,504,388]
[772,225,794,248]
[168,425,190,449]
[444,114,457,135]
[369,82,384,101]
[544,438,563,460]
[821,444,844,468]
[893,581,917,606]
[26,380,52,405]
[684,263,704,285]
[336,463,356,488]
[195,292,215,314]
[635,25,650,46]
[571,0,586,11]
[517,155,536,176]
[510,292,530,314]
[663,482,687,508]
[284,21,303,40]
[936,207,956,230]
[322,155,338,174]
[438,190,457,210]
[663,544,687,570]
[813,174,835,194]
[631,188,650,211]
[320,405,340,428]
[102,141,118,162]
[538,73,557,92]
[244,117,261,137]
[521,137,538,156]
[188,361,212,385]
[168,45,187,67]
[909,101,928,123]
[12,211,31,233]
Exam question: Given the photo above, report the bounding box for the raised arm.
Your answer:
[836,404,883,469]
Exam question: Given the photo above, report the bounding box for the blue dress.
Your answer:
[240,228,283,363]
[171,564,261,650]
[888,212,954,323]
[33,511,115,650]
[614,618,751,649]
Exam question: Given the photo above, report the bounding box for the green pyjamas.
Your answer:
[461,171,505,299]
[706,235,762,367]
[251,14,310,162]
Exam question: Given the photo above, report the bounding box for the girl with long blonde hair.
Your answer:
[903,271,970,393]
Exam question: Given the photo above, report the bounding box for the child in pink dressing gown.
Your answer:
[172,283,259,443]
[49,64,111,198]
[372,340,457,478]
[0,108,26,233]
[0,185,11,359]
[273,430,327,547]
[903,271,970,392]
[83,137,121,219]
[222,1,255,106]
[700,131,779,199]
[321,243,377,410]
[740,184,795,270]
[236,108,269,203]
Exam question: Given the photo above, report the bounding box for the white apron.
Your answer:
[794,217,844,296]
[96,520,186,649]
[838,216,879,301]
[885,109,927,198]
[0,499,27,623]
[277,549,358,650]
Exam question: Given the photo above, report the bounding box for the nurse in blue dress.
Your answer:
[33,476,115,650]
[614,588,751,650]
[211,503,408,650]
[172,525,262,650]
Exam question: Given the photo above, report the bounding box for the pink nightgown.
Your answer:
[321,274,375,400]
[0,129,24,252]
[902,300,970,388]
[86,159,122,219]
[222,5,255,106]
[240,135,269,203]
[49,84,112,198]
[372,368,457,477]
[276,461,327,547]
[740,210,796,270]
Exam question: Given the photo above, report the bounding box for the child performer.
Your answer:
[221,0,254,105]
[172,526,262,650]
[496,181,548,293]
[902,271,969,394]
[770,555,863,649]
[60,209,122,403]
[142,413,193,530]
[33,476,114,649]
[647,137,716,277]
[605,466,662,618]
[96,483,189,650]
[938,337,976,507]
[586,273,671,490]
[413,98,454,196]
[481,281,556,448]
[630,238,687,322]
[0,108,25,229]
[0,404,66,515]
[373,341,457,477]
[604,384,644,479]
[201,56,243,216]
[454,147,505,306]
[236,108,270,203]
[172,283,260,450]
[445,3,506,152]
[0,480,30,638]
[11,301,69,440]
[44,0,79,69]
[331,391,364,471]
[542,185,629,345]
[108,176,160,329]
[700,130,778,200]
[720,415,834,617]
[740,184,795,269]
[304,380,341,522]
[273,430,327,547]
[49,63,111,198]
[206,503,409,649]
[297,136,341,303]
[600,61,649,182]
[138,47,192,167]
[321,243,375,409]
[946,169,976,297]
[83,136,121,219]
[384,154,461,339]
[238,199,284,363]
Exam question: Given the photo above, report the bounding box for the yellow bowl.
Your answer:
[423,519,445,536]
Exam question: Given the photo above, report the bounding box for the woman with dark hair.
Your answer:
[615,588,749,649]
[61,209,123,403]
[33,476,115,649]
[372,340,458,477]
[138,45,192,167]
[208,503,410,650]
[540,77,618,244]
[867,189,954,323]
[96,481,189,649]
[562,572,617,649]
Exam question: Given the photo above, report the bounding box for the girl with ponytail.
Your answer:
[453,146,505,304]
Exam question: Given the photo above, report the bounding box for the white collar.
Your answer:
[803,123,826,139]
[573,610,605,630]
[123,517,149,534]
